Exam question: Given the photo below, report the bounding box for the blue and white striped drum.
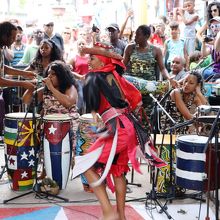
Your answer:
[176,135,210,191]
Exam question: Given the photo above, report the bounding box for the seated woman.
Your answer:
[167,70,208,134]
[22,60,80,174]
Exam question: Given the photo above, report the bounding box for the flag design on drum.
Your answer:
[5,145,37,190]
[43,121,72,189]
[4,118,40,147]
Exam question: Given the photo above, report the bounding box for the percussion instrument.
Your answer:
[198,115,220,124]
[43,114,72,190]
[4,112,41,191]
[154,134,177,193]
[123,75,169,95]
[176,135,220,191]
[75,114,101,190]
[197,105,220,115]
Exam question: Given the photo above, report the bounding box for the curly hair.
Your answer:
[35,39,63,62]
[189,69,204,89]
[0,21,17,46]
[207,2,220,21]
[44,60,77,94]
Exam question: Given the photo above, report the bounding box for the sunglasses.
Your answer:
[210,23,220,29]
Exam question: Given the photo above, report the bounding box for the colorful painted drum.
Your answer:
[176,135,220,191]
[4,112,41,191]
[75,114,100,189]
[123,75,169,95]
[43,114,72,190]
[155,134,176,193]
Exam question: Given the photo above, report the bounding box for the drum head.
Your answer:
[79,113,101,122]
[177,135,208,144]
[43,114,71,121]
[5,112,40,119]
[79,114,94,121]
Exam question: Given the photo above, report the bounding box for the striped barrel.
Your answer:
[176,135,208,191]
[4,113,41,191]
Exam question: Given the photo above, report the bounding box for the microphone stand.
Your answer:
[145,94,173,219]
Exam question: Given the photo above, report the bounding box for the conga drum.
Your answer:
[75,114,100,192]
[176,135,220,191]
[43,114,72,190]
[4,112,41,191]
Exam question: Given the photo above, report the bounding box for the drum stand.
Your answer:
[3,89,69,204]
[201,108,220,220]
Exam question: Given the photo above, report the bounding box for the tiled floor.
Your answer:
[0,143,218,220]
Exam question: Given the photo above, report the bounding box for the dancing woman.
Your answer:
[72,43,165,220]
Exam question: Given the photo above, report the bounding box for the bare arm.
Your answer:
[119,9,134,39]
[200,37,211,58]
[155,46,170,79]
[123,44,134,66]
[196,22,208,43]
[179,10,198,25]
[43,77,78,108]
[4,65,35,79]
[22,87,44,105]
[195,84,209,105]
[183,43,189,70]
[182,15,198,25]
[0,77,35,90]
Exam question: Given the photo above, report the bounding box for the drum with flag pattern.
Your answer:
[4,112,41,191]
[43,114,72,190]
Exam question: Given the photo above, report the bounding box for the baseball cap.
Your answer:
[44,20,54,26]
[106,23,120,31]
[209,16,220,23]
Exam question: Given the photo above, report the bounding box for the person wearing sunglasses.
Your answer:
[197,2,220,43]
[201,16,220,82]
[43,21,64,53]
